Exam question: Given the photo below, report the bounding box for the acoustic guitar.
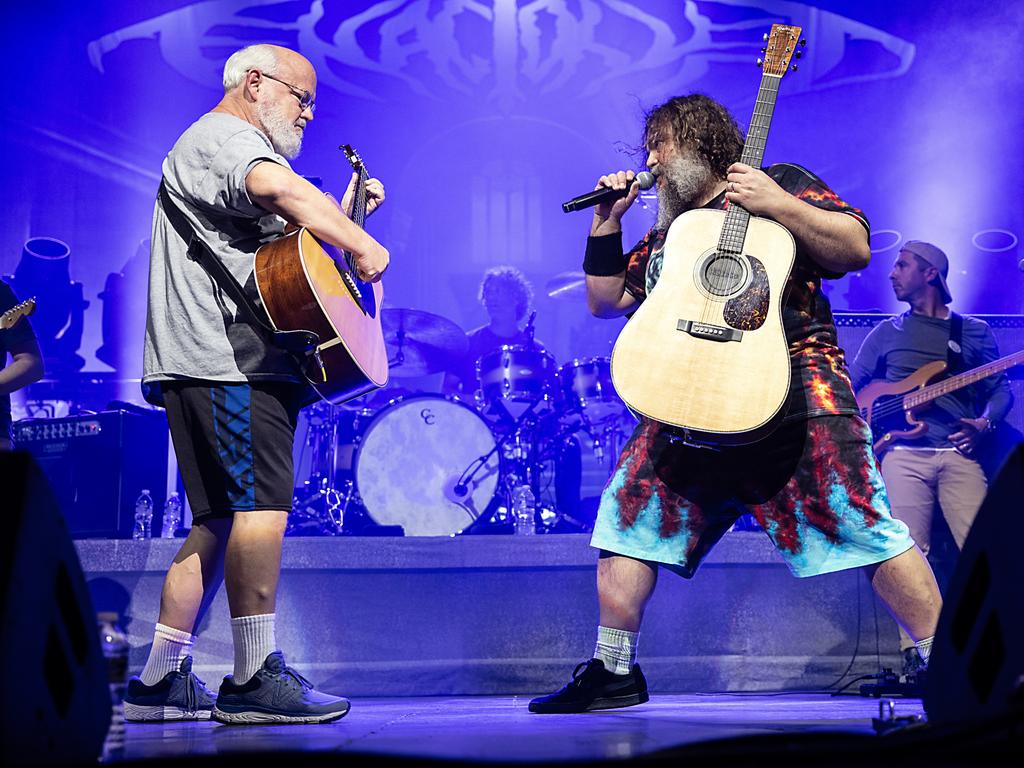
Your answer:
[255,145,389,404]
[610,24,804,446]
[1,297,36,330]
[857,350,1023,457]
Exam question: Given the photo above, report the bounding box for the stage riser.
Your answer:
[77,534,900,695]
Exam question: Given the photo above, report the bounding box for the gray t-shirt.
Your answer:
[848,312,1013,447]
[143,112,301,386]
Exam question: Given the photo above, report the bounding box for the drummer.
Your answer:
[443,266,546,396]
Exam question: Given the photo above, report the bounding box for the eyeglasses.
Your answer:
[252,70,315,113]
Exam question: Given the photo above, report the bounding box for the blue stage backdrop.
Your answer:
[2,0,1021,380]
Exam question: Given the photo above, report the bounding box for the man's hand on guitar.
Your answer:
[949,417,989,456]
[725,162,791,218]
[341,171,386,218]
[591,170,642,236]
[353,241,390,283]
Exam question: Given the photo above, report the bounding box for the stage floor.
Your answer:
[116,693,925,764]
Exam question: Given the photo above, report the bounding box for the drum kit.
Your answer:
[288,273,637,537]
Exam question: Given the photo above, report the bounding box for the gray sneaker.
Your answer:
[213,651,350,725]
[124,656,215,722]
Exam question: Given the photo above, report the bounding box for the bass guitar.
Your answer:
[255,145,388,404]
[857,350,1023,456]
[611,24,804,445]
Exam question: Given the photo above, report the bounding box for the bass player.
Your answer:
[849,240,1013,674]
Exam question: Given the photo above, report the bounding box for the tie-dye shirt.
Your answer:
[621,163,867,422]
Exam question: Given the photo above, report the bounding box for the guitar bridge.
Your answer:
[341,270,366,313]
[677,319,743,342]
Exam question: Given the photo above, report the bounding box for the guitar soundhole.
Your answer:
[699,252,748,297]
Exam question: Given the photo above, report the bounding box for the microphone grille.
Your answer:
[635,171,655,190]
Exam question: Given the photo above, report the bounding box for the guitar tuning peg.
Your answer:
[791,64,798,71]
[763,33,769,41]
[760,47,767,53]
[800,38,807,46]
[794,50,802,59]
[756,58,763,67]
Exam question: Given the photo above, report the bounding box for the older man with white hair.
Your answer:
[124,44,389,724]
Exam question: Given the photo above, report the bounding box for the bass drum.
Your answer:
[354,394,501,536]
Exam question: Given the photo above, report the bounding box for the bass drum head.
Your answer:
[355,394,500,536]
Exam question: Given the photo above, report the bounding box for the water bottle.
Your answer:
[132,489,153,540]
[98,613,128,762]
[511,484,536,536]
[160,492,182,538]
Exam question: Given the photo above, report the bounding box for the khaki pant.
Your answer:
[881,448,987,649]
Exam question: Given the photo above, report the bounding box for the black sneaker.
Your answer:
[124,656,215,722]
[529,659,649,713]
[901,647,927,679]
[213,651,350,725]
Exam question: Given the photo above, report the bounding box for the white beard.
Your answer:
[256,99,305,159]
[655,154,718,229]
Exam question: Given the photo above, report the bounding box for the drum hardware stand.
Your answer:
[290,403,352,535]
[453,398,546,533]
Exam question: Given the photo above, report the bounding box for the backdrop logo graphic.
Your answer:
[88,0,914,109]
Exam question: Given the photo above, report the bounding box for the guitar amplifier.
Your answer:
[11,409,169,538]
[835,312,1024,442]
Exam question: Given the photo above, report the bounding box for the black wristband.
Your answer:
[583,233,628,276]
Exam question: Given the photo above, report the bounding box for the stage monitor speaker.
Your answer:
[0,452,110,765]
[924,444,1024,726]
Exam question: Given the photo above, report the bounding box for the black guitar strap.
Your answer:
[157,180,320,358]
[947,311,965,375]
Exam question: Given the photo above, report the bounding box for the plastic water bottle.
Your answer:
[132,489,153,540]
[511,484,536,536]
[160,492,182,538]
[98,613,128,762]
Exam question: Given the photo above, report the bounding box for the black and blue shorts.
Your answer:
[162,381,303,524]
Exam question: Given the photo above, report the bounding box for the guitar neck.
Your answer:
[349,167,369,230]
[718,73,782,256]
[904,350,1024,408]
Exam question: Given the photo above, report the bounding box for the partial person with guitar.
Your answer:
[127,44,388,724]
[530,90,942,713]
[0,280,43,449]
[849,240,1014,674]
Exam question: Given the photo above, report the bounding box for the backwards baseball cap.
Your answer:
[901,240,952,303]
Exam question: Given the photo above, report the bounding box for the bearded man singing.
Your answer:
[529,94,944,713]
[125,44,389,724]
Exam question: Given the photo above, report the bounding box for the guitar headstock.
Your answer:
[1,296,36,330]
[758,24,806,77]
[340,144,366,175]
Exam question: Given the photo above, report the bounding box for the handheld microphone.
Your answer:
[561,171,655,213]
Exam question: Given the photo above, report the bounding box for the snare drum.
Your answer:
[354,394,501,536]
[558,356,625,423]
[477,345,558,404]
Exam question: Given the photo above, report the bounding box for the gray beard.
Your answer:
[655,155,717,229]
[256,100,305,159]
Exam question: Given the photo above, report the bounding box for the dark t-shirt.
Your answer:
[621,163,867,422]
[0,280,37,431]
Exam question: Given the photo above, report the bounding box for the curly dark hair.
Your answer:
[643,94,744,179]
[478,266,533,321]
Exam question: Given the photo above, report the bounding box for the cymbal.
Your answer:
[545,271,587,300]
[381,308,468,377]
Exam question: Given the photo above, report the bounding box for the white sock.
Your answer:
[915,635,935,665]
[594,625,639,675]
[140,623,195,685]
[230,613,277,683]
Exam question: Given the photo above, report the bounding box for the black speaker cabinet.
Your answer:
[0,452,110,764]
[11,409,169,538]
[924,445,1024,726]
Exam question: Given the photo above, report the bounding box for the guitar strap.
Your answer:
[157,180,320,358]
[947,311,965,375]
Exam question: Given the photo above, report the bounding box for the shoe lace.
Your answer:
[570,659,597,687]
[280,664,314,691]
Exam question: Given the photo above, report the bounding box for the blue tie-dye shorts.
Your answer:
[590,415,914,578]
